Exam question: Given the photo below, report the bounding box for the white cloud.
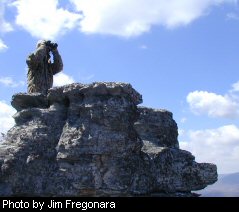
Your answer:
[187,91,239,118]
[231,81,239,92]
[0,101,16,134]
[180,117,187,123]
[53,72,75,86]
[11,0,82,40]
[0,76,25,87]
[178,128,185,137]
[227,12,239,20]
[70,0,235,37]
[2,0,236,39]
[139,44,148,50]
[0,39,8,51]
[180,125,239,174]
[0,0,12,51]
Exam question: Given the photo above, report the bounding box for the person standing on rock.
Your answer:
[26,40,63,95]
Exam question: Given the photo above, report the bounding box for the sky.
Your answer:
[0,0,239,174]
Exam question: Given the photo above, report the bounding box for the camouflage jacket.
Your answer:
[26,44,63,95]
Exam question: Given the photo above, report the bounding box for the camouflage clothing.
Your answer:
[27,40,63,95]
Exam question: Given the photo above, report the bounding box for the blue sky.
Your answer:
[0,0,239,174]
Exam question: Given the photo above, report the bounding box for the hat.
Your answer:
[36,40,47,48]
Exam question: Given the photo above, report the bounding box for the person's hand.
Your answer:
[50,43,58,50]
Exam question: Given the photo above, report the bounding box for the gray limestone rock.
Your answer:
[142,141,217,193]
[0,82,217,196]
[135,107,179,148]
[11,93,48,111]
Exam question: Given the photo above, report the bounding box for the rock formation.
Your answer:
[0,82,217,196]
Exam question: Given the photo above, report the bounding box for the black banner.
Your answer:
[0,197,238,211]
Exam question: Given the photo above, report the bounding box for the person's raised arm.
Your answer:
[51,47,63,75]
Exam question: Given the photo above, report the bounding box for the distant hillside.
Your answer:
[198,173,239,197]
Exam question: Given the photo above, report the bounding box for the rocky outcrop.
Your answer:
[0,82,217,196]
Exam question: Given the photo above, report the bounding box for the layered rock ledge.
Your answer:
[0,82,217,196]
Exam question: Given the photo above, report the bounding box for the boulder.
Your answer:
[0,82,217,196]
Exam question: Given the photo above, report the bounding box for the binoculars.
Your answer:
[45,40,58,50]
